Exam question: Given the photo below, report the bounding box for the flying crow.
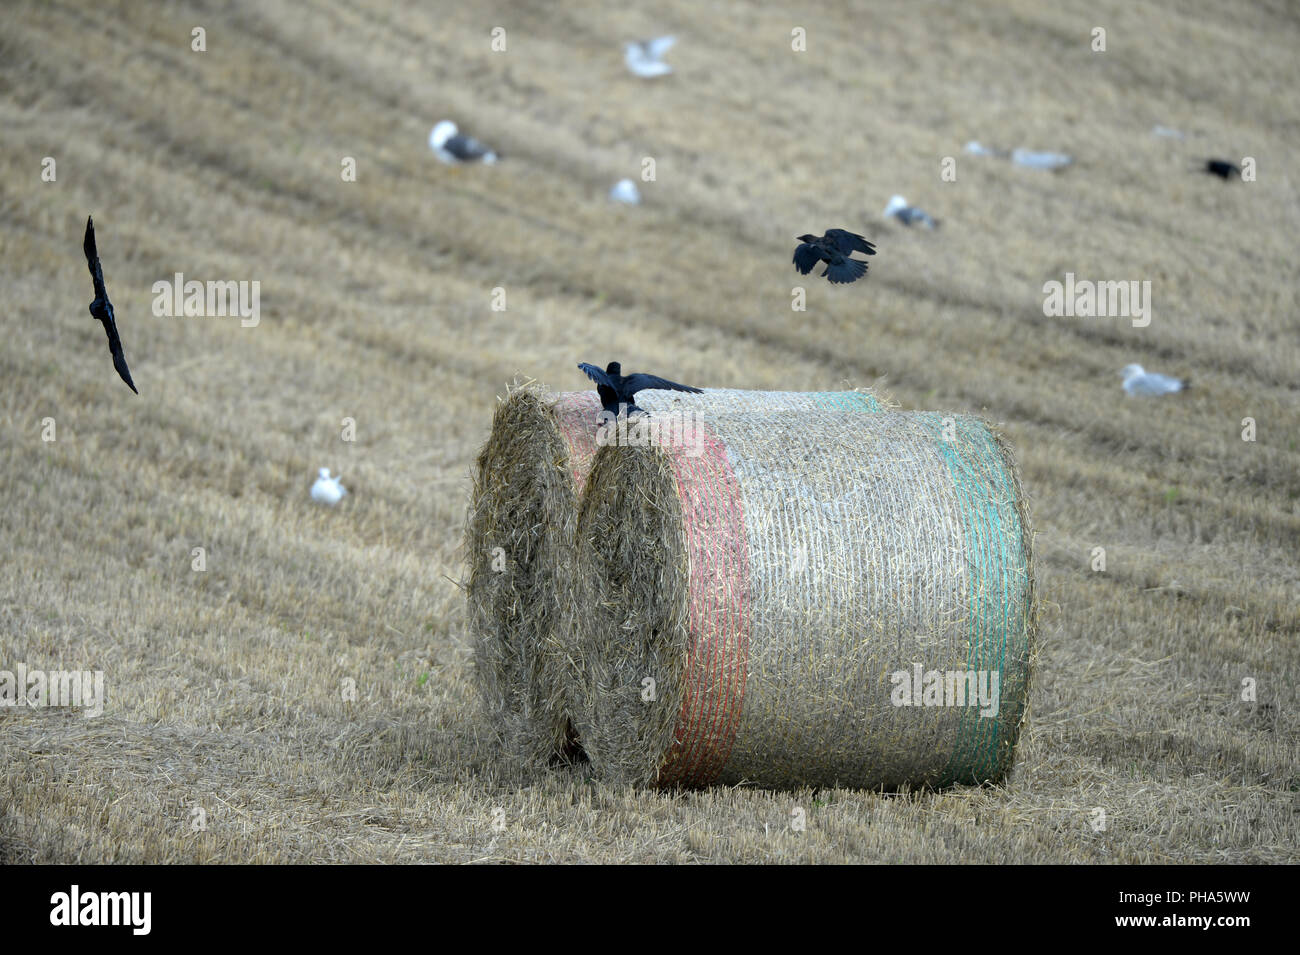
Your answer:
[793,229,877,284]
[1202,159,1241,180]
[429,121,498,165]
[1121,364,1189,396]
[82,216,137,394]
[578,361,702,418]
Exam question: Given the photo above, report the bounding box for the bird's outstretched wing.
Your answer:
[578,362,612,387]
[578,362,622,414]
[792,243,821,275]
[108,334,138,394]
[646,35,676,58]
[825,229,876,256]
[84,216,108,302]
[622,373,703,396]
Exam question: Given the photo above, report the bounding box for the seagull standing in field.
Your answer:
[793,229,877,284]
[1121,364,1189,396]
[82,216,138,394]
[311,468,348,504]
[883,195,938,229]
[578,361,702,418]
[428,121,498,165]
[624,36,676,77]
[609,179,642,204]
[1011,148,1073,170]
[965,141,1073,169]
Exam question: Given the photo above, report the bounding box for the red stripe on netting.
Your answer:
[656,425,751,787]
[550,392,603,492]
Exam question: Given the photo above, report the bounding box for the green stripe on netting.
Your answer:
[807,391,883,413]
[915,414,1029,785]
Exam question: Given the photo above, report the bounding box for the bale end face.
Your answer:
[465,387,599,769]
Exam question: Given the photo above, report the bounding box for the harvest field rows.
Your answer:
[1,0,1296,863]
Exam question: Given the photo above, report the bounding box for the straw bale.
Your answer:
[464,385,884,770]
[569,410,1036,790]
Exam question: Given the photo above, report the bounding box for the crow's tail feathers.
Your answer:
[825,258,869,284]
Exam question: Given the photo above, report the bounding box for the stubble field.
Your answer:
[1,0,1296,862]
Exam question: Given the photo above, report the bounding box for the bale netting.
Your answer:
[464,384,884,772]
[569,410,1036,791]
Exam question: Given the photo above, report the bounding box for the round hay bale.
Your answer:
[569,410,1036,790]
[464,385,884,772]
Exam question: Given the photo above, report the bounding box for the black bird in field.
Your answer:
[1202,159,1241,180]
[578,361,702,418]
[83,216,138,394]
[793,229,877,284]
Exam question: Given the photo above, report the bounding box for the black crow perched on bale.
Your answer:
[578,361,702,418]
[83,216,138,394]
[793,229,877,284]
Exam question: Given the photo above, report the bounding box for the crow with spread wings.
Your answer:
[577,361,702,418]
[793,229,877,284]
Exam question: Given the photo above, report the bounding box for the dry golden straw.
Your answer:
[568,409,1036,790]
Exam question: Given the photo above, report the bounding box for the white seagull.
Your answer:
[965,141,1073,169]
[428,121,498,165]
[609,179,641,204]
[1011,148,1073,170]
[1121,364,1189,396]
[624,36,676,78]
[883,195,938,228]
[311,468,348,505]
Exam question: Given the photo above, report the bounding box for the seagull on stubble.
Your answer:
[964,141,1073,170]
[883,195,938,229]
[624,36,676,78]
[1121,364,1189,396]
[610,179,642,204]
[311,468,348,505]
[428,120,498,165]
